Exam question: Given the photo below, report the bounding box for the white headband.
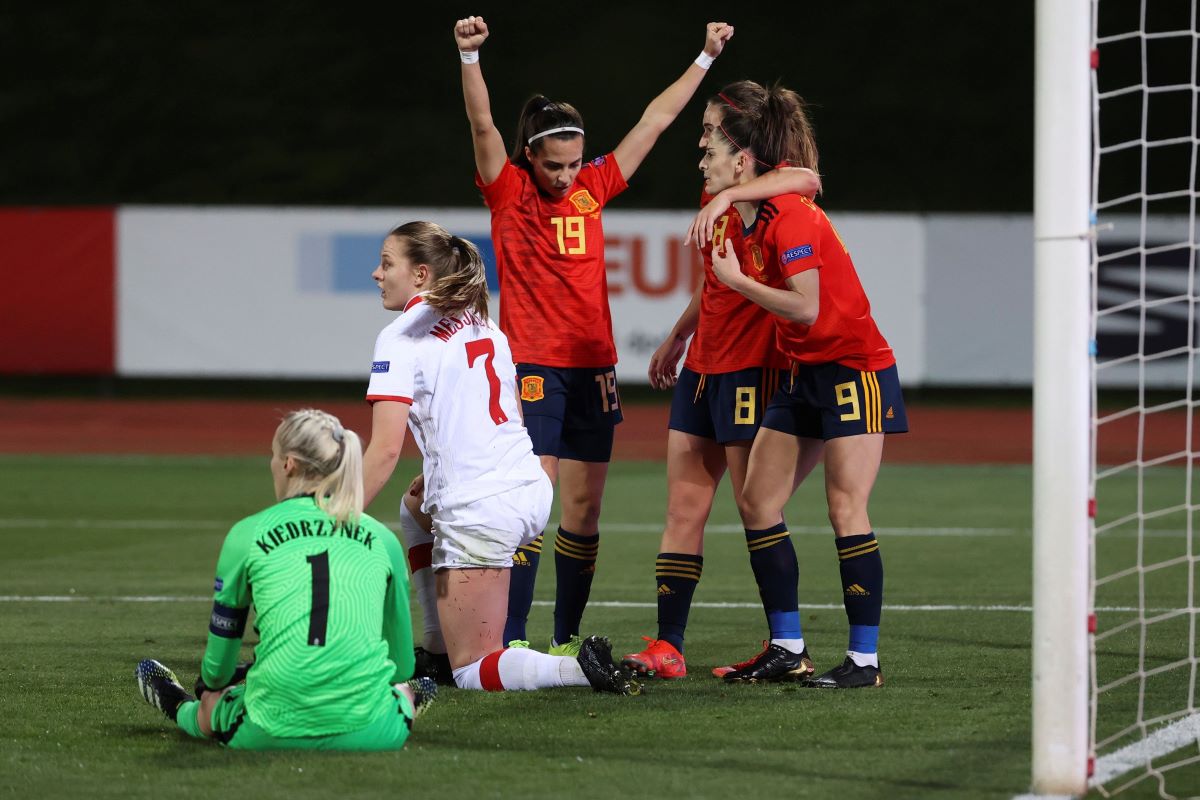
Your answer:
[527,126,585,145]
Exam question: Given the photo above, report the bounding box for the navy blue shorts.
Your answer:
[668,366,786,444]
[762,362,908,441]
[516,364,623,463]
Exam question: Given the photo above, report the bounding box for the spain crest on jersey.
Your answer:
[748,243,766,275]
[569,190,599,215]
[520,375,545,402]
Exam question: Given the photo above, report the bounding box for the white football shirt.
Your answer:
[366,294,544,512]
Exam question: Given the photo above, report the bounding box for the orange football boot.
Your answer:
[621,636,687,679]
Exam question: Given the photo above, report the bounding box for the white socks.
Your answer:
[848,650,879,668]
[399,502,443,650]
[771,637,805,654]
[452,647,589,691]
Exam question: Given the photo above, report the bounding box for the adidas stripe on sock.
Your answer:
[745,522,801,640]
[504,533,544,643]
[654,552,702,652]
[553,527,599,644]
[837,532,883,655]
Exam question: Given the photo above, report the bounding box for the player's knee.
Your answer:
[661,518,705,553]
[827,493,866,534]
[663,502,709,545]
[560,492,602,532]
[734,486,771,527]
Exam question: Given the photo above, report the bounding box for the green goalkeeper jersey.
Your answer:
[200,495,414,738]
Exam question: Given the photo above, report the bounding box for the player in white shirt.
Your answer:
[360,220,640,696]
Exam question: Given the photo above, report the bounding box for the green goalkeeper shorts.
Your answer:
[209,684,416,751]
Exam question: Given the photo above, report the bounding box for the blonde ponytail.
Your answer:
[274,409,364,525]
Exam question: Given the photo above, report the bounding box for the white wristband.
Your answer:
[694,52,715,70]
[460,50,479,64]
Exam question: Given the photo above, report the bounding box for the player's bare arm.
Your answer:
[687,167,822,246]
[613,22,734,181]
[647,280,702,389]
[455,15,507,184]
[711,244,819,325]
[362,399,411,507]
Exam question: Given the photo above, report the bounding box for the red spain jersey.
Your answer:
[684,191,788,374]
[744,194,894,371]
[476,154,627,368]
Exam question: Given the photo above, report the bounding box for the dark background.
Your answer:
[5,2,1190,212]
[1,2,1042,212]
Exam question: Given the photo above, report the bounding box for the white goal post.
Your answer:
[1035,0,1200,796]
[1032,0,1093,794]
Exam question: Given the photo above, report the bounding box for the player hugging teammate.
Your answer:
[697,83,908,688]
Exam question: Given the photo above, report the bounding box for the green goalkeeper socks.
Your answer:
[175,700,205,739]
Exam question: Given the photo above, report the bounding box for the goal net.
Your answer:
[1089,0,1200,796]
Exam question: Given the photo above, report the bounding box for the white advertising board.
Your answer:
[117,207,928,384]
[122,207,1194,387]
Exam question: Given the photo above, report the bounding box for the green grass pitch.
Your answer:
[0,454,1192,799]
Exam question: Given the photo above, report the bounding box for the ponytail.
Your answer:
[387,221,490,319]
[311,427,363,525]
[750,84,820,174]
[428,235,490,319]
[711,81,820,179]
[275,409,364,525]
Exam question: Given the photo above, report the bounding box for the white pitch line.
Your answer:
[567,601,1173,613]
[2,518,1192,539]
[0,518,1019,536]
[576,600,1045,612]
[602,523,1021,536]
[1090,714,1200,788]
[0,519,227,530]
[0,595,213,602]
[0,595,1168,613]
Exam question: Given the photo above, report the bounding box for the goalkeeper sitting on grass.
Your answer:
[133,409,435,750]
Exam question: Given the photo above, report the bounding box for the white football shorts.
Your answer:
[431,475,553,570]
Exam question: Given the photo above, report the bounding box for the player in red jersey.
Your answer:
[705,85,908,688]
[621,81,822,680]
[455,15,734,655]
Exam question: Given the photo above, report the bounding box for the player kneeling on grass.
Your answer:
[361,221,640,696]
[134,409,436,749]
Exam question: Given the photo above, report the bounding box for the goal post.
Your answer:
[1032,0,1092,794]
[1036,0,1200,795]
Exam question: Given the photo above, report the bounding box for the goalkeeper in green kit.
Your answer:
[133,409,435,749]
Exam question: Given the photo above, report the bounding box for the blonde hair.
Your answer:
[387,221,489,319]
[274,409,363,525]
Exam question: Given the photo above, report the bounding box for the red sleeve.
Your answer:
[577,153,628,207]
[772,207,822,279]
[365,395,413,405]
[475,160,524,211]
